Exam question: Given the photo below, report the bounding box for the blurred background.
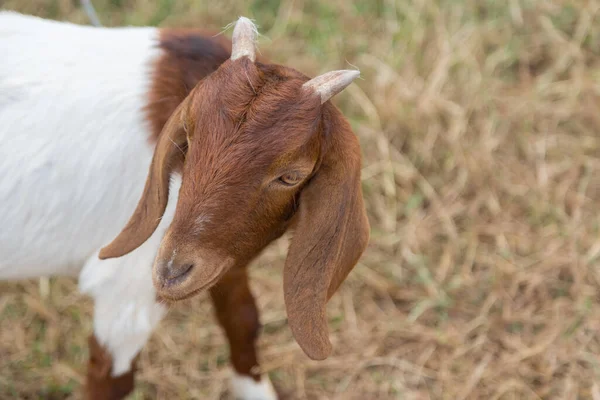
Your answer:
[1,0,599,399]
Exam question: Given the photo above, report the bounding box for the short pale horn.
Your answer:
[231,16,258,62]
[303,70,360,104]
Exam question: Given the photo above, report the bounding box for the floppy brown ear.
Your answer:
[98,96,191,260]
[283,108,370,360]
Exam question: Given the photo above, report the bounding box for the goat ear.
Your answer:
[98,97,190,260]
[283,110,370,360]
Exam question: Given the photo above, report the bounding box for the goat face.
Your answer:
[100,17,369,361]
[154,58,323,300]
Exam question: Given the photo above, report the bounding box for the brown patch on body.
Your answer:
[145,29,232,144]
[85,335,138,400]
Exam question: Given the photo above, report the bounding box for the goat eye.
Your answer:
[278,173,302,186]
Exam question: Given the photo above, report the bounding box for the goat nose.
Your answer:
[157,261,194,286]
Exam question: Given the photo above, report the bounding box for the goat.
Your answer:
[0,12,370,400]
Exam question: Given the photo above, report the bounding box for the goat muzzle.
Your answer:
[152,247,234,301]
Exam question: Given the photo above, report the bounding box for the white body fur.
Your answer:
[0,12,277,398]
[0,11,171,376]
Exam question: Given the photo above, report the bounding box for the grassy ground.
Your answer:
[1,0,600,399]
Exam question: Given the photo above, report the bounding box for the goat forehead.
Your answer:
[196,62,316,121]
[188,141,288,179]
[186,66,320,172]
[190,113,315,163]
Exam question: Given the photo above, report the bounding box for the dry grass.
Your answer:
[1,0,600,399]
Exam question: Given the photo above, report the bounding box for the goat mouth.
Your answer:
[155,264,229,302]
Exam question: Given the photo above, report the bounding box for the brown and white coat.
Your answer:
[0,12,369,399]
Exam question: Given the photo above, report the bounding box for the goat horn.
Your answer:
[231,16,258,62]
[303,70,360,104]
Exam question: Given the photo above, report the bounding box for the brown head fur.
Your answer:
[99,17,369,361]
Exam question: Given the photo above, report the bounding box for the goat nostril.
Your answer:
[162,263,194,286]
